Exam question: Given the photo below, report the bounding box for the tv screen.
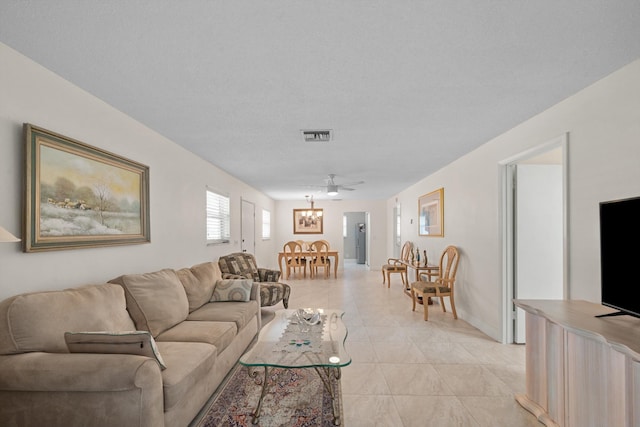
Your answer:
[599,196,640,318]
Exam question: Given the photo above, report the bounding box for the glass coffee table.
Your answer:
[239,308,351,425]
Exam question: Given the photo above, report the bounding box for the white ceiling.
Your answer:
[2,1,639,200]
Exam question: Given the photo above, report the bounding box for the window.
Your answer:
[262,209,271,240]
[343,215,347,238]
[206,188,230,244]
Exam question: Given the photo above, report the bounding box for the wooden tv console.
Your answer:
[513,300,640,427]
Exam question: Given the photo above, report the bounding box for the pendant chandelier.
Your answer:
[303,195,323,221]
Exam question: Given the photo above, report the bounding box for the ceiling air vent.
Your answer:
[302,129,332,142]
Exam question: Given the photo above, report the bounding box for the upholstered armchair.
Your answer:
[218,252,291,308]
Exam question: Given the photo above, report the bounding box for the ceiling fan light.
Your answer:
[327,184,339,196]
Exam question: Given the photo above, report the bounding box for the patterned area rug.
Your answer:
[194,363,343,427]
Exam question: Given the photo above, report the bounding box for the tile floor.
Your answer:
[262,261,544,427]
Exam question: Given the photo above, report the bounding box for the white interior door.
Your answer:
[241,199,255,254]
[514,164,564,343]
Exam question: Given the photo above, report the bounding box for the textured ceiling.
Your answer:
[2,1,639,200]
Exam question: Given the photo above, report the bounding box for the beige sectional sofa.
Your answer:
[0,261,260,427]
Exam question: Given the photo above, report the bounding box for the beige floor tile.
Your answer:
[379,363,454,396]
[459,396,543,427]
[432,365,513,396]
[342,395,404,427]
[371,341,425,364]
[393,395,481,427]
[345,341,378,363]
[341,363,391,395]
[413,341,479,364]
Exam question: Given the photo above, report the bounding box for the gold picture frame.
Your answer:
[293,208,323,234]
[23,124,151,252]
[418,188,444,237]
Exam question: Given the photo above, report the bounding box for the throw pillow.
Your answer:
[211,279,253,302]
[64,331,166,369]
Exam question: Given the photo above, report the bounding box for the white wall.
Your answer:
[274,199,386,272]
[0,43,278,301]
[390,58,640,341]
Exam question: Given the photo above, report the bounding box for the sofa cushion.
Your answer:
[187,301,259,331]
[155,321,237,355]
[211,279,253,302]
[109,269,189,337]
[176,262,221,312]
[0,283,136,355]
[64,331,166,369]
[156,341,217,411]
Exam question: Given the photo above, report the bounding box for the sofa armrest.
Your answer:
[257,268,281,282]
[0,352,164,427]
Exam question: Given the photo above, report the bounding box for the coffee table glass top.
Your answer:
[239,309,351,369]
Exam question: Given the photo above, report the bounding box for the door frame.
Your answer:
[499,133,569,343]
[241,198,255,254]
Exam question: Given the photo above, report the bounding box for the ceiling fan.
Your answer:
[307,174,364,196]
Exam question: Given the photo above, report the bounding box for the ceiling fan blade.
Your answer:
[340,187,356,191]
[341,180,365,187]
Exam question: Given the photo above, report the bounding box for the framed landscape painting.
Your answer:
[23,124,150,252]
[418,188,444,237]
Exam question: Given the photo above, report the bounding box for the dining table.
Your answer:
[277,249,340,279]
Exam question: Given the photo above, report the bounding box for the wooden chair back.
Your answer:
[309,240,331,278]
[437,245,459,289]
[283,240,306,278]
[400,241,413,262]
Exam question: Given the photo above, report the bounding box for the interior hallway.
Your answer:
[264,261,543,427]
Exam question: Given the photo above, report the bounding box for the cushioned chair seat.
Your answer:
[412,285,449,294]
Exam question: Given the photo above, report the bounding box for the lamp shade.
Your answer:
[327,184,339,196]
[0,226,20,243]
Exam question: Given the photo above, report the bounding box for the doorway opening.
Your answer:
[343,211,369,270]
[500,133,569,344]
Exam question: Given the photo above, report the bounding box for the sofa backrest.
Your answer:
[218,252,260,281]
[176,261,222,312]
[0,283,136,355]
[109,269,189,337]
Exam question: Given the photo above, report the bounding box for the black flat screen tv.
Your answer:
[599,195,640,319]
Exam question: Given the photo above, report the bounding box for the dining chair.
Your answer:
[381,241,412,287]
[410,245,460,320]
[309,240,331,279]
[283,241,306,279]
